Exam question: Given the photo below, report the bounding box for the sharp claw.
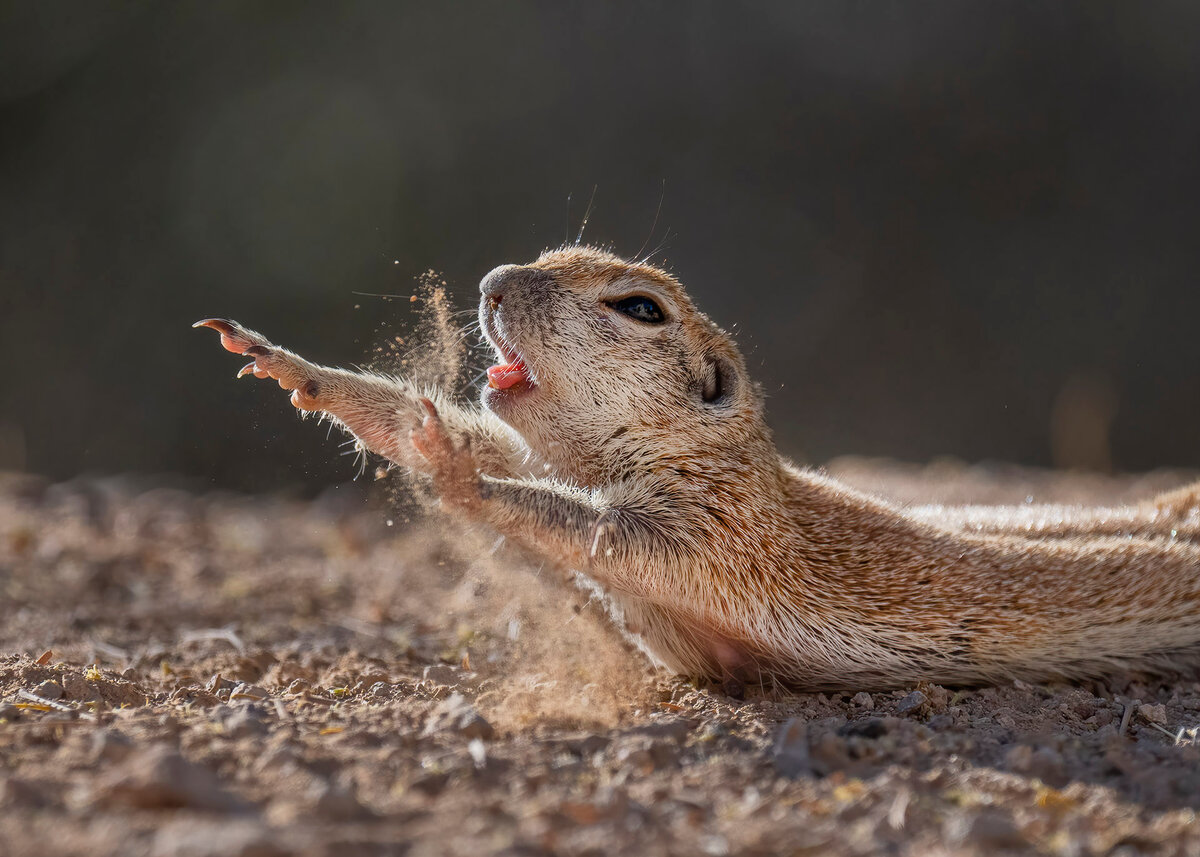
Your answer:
[193,318,235,333]
[418,397,439,420]
[194,318,258,354]
[236,362,256,378]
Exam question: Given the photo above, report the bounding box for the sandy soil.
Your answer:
[2,463,1199,857]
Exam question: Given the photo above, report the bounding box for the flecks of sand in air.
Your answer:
[361,270,650,731]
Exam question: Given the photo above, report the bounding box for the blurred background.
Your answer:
[2,1,1199,493]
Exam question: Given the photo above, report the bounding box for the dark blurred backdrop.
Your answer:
[3,1,1199,492]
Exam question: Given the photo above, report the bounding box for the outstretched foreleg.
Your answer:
[194,318,526,478]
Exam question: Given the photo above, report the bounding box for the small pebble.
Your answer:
[772,718,809,777]
[230,683,268,701]
[309,779,373,820]
[421,664,463,687]
[91,730,135,764]
[33,680,64,701]
[808,731,850,776]
[151,819,285,857]
[409,771,450,796]
[850,692,874,710]
[895,690,928,715]
[422,693,494,740]
[205,674,235,694]
[615,737,679,774]
[1139,703,1168,726]
[97,746,248,811]
[840,718,891,739]
[947,809,1025,848]
[220,707,270,739]
[927,713,954,731]
[61,672,98,701]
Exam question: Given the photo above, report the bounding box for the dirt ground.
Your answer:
[2,461,1200,857]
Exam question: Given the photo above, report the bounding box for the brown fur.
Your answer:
[196,247,1200,691]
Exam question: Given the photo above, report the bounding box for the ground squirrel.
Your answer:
[196,247,1200,691]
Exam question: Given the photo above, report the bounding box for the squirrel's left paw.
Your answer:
[409,398,482,512]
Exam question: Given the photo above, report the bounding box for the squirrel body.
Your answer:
[197,247,1200,690]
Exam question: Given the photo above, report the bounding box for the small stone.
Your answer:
[422,693,494,740]
[840,717,891,739]
[1026,747,1067,787]
[61,672,100,702]
[221,707,270,739]
[808,731,850,776]
[309,780,373,820]
[1004,744,1033,768]
[421,664,463,687]
[921,683,950,709]
[0,704,19,722]
[0,777,51,808]
[230,683,269,701]
[91,729,135,763]
[283,679,310,696]
[772,718,809,777]
[947,809,1025,848]
[850,692,874,710]
[994,711,1017,730]
[1139,703,1168,726]
[151,819,285,857]
[33,680,64,701]
[927,713,954,731]
[895,690,928,715]
[97,746,248,811]
[254,744,297,772]
[206,674,235,694]
[615,738,679,773]
[409,771,450,796]
[564,734,611,756]
[629,718,695,744]
[1068,695,1098,720]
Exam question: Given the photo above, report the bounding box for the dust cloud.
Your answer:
[362,274,650,731]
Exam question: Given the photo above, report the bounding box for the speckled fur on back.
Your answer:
[198,246,1200,691]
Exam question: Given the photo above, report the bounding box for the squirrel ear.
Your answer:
[699,354,732,405]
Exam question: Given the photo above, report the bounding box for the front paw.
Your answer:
[409,398,482,512]
[193,318,325,412]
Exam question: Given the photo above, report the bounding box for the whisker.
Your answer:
[352,290,410,299]
[576,184,598,245]
[642,227,675,265]
[635,179,667,262]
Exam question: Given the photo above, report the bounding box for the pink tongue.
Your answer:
[486,360,529,390]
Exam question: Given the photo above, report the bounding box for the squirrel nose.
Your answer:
[480,264,518,300]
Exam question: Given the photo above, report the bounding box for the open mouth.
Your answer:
[481,300,536,393]
[483,327,535,392]
[486,357,531,390]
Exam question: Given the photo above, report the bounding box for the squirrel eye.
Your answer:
[608,295,665,324]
